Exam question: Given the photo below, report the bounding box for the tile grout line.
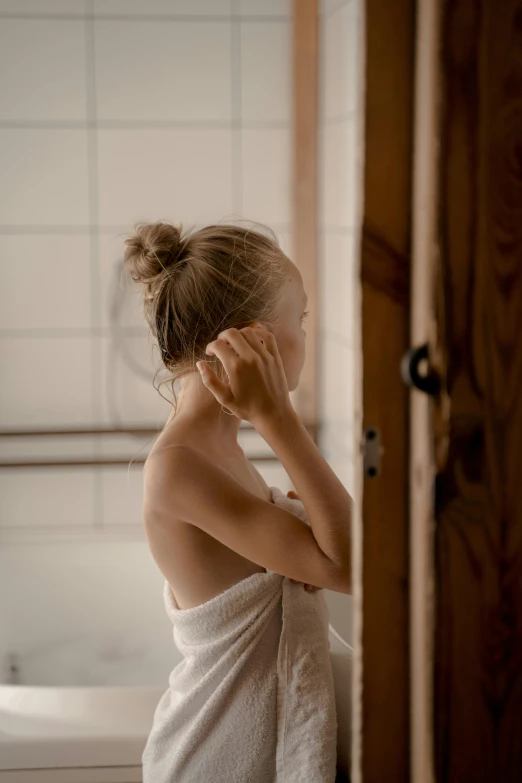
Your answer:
[0,223,293,234]
[0,120,291,129]
[0,13,292,22]
[0,327,149,338]
[0,222,323,236]
[85,0,104,528]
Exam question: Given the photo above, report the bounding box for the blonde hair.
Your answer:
[123,220,288,414]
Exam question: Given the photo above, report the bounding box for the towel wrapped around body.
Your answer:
[142,485,338,782]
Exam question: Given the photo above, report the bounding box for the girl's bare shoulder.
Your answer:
[146,419,206,468]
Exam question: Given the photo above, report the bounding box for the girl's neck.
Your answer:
[164,372,243,457]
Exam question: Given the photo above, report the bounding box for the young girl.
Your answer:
[124,221,352,783]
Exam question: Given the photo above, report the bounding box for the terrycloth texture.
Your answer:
[142,485,338,783]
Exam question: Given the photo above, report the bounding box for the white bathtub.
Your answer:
[0,685,160,782]
[0,640,351,782]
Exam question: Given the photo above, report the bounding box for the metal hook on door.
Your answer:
[401,343,440,396]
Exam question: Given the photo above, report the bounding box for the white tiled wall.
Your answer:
[0,0,294,686]
[318,0,360,493]
[0,19,87,120]
[0,129,91,225]
[94,21,233,122]
[317,0,363,646]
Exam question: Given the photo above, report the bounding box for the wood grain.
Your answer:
[361,222,410,307]
[359,0,414,780]
[435,0,522,778]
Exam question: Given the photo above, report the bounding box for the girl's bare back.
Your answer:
[143,425,274,610]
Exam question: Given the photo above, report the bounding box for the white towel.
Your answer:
[142,485,338,782]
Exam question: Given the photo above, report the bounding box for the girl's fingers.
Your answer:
[289,578,321,592]
[248,325,279,359]
[212,327,259,363]
[239,326,271,361]
[204,338,243,386]
[205,337,239,364]
[196,360,236,410]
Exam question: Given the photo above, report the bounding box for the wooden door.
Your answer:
[433,0,522,779]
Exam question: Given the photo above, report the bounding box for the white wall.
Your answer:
[0,0,360,685]
[318,0,362,646]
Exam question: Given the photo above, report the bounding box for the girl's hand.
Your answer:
[289,578,322,592]
[196,323,292,428]
[287,491,322,591]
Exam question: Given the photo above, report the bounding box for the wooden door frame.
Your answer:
[356,0,415,781]
[409,0,440,781]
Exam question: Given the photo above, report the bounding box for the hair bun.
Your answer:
[123,221,184,284]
